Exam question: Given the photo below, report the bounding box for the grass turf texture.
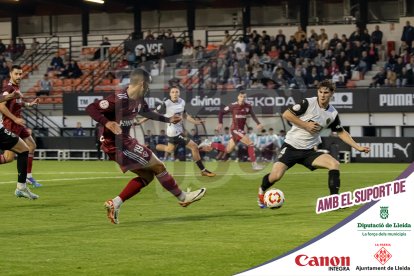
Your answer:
[0,161,408,275]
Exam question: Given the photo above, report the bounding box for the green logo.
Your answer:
[380,206,389,219]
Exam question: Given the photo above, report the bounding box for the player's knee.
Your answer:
[151,162,167,175]
[166,146,175,153]
[328,159,340,170]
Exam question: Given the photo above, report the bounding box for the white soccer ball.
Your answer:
[264,189,285,209]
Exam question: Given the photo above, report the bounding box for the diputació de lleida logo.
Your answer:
[380,206,389,219]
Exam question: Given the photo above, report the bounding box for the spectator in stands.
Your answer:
[37,74,52,96]
[157,30,167,40]
[105,71,116,83]
[385,68,397,86]
[369,67,386,87]
[156,129,168,160]
[194,40,205,60]
[5,39,17,60]
[93,37,111,60]
[349,27,361,42]
[221,30,232,46]
[50,52,65,71]
[294,26,306,44]
[401,21,414,52]
[262,30,271,44]
[23,38,39,59]
[329,33,341,49]
[0,39,5,55]
[306,66,320,88]
[397,67,409,87]
[371,25,383,46]
[275,29,286,49]
[73,122,86,137]
[234,37,246,53]
[0,61,9,90]
[135,48,146,65]
[145,30,155,40]
[166,29,175,39]
[16,38,26,59]
[182,39,194,62]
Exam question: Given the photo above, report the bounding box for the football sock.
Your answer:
[17,182,26,190]
[211,142,226,152]
[328,170,340,194]
[195,160,205,171]
[0,154,6,164]
[260,173,274,192]
[17,151,28,184]
[156,170,182,197]
[27,153,34,174]
[119,177,145,201]
[112,196,123,208]
[248,145,256,162]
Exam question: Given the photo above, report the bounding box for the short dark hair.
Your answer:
[129,68,151,85]
[238,90,246,95]
[11,65,22,71]
[317,79,335,92]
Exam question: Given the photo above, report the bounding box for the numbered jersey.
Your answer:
[285,97,343,149]
[157,98,186,137]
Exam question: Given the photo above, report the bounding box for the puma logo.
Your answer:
[393,143,411,158]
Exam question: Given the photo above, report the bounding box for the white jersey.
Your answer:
[285,97,343,149]
[157,98,186,137]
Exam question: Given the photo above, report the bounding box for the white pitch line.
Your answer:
[0,170,404,185]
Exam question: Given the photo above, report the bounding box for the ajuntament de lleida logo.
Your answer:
[380,206,389,219]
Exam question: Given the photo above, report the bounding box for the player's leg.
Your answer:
[156,142,175,153]
[9,137,39,199]
[23,134,42,187]
[0,150,15,164]
[186,139,216,177]
[239,135,263,170]
[257,162,288,208]
[311,153,341,194]
[104,168,153,224]
[148,154,206,207]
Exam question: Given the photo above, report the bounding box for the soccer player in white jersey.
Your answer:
[138,86,216,177]
[257,80,371,208]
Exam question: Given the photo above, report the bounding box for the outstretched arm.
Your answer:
[249,108,262,130]
[139,101,181,124]
[337,130,370,153]
[185,112,205,125]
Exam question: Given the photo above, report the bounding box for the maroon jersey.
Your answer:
[1,82,30,138]
[2,82,23,125]
[86,89,169,172]
[218,101,260,131]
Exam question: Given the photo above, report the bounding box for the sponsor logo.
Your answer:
[380,206,389,219]
[78,96,104,111]
[351,143,411,159]
[134,43,163,55]
[246,96,295,107]
[379,94,414,106]
[331,92,353,108]
[119,119,134,127]
[190,96,221,107]
[295,254,350,271]
[374,247,392,265]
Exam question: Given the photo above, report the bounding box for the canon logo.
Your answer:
[295,254,350,267]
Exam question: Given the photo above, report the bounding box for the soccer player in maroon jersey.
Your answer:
[199,91,264,170]
[86,69,206,224]
[0,87,39,199]
[0,65,42,187]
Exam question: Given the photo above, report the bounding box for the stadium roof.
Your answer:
[0,0,281,18]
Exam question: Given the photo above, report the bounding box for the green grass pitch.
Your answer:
[0,161,409,275]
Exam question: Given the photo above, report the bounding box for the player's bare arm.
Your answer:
[337,130,371,153]
[283,110,321,134]
[24,98,40,107]
[186,113,204,125]
[0,91,20,103]
[0,102,25,126]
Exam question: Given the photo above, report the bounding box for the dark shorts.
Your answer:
[231,128,245,143]
[0,127,19,151]
[3,122,31,139]
[167,133,191,146]
[278,143,324,171]
[102,137,153,173]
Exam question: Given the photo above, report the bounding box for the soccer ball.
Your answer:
[264,189,285,209]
